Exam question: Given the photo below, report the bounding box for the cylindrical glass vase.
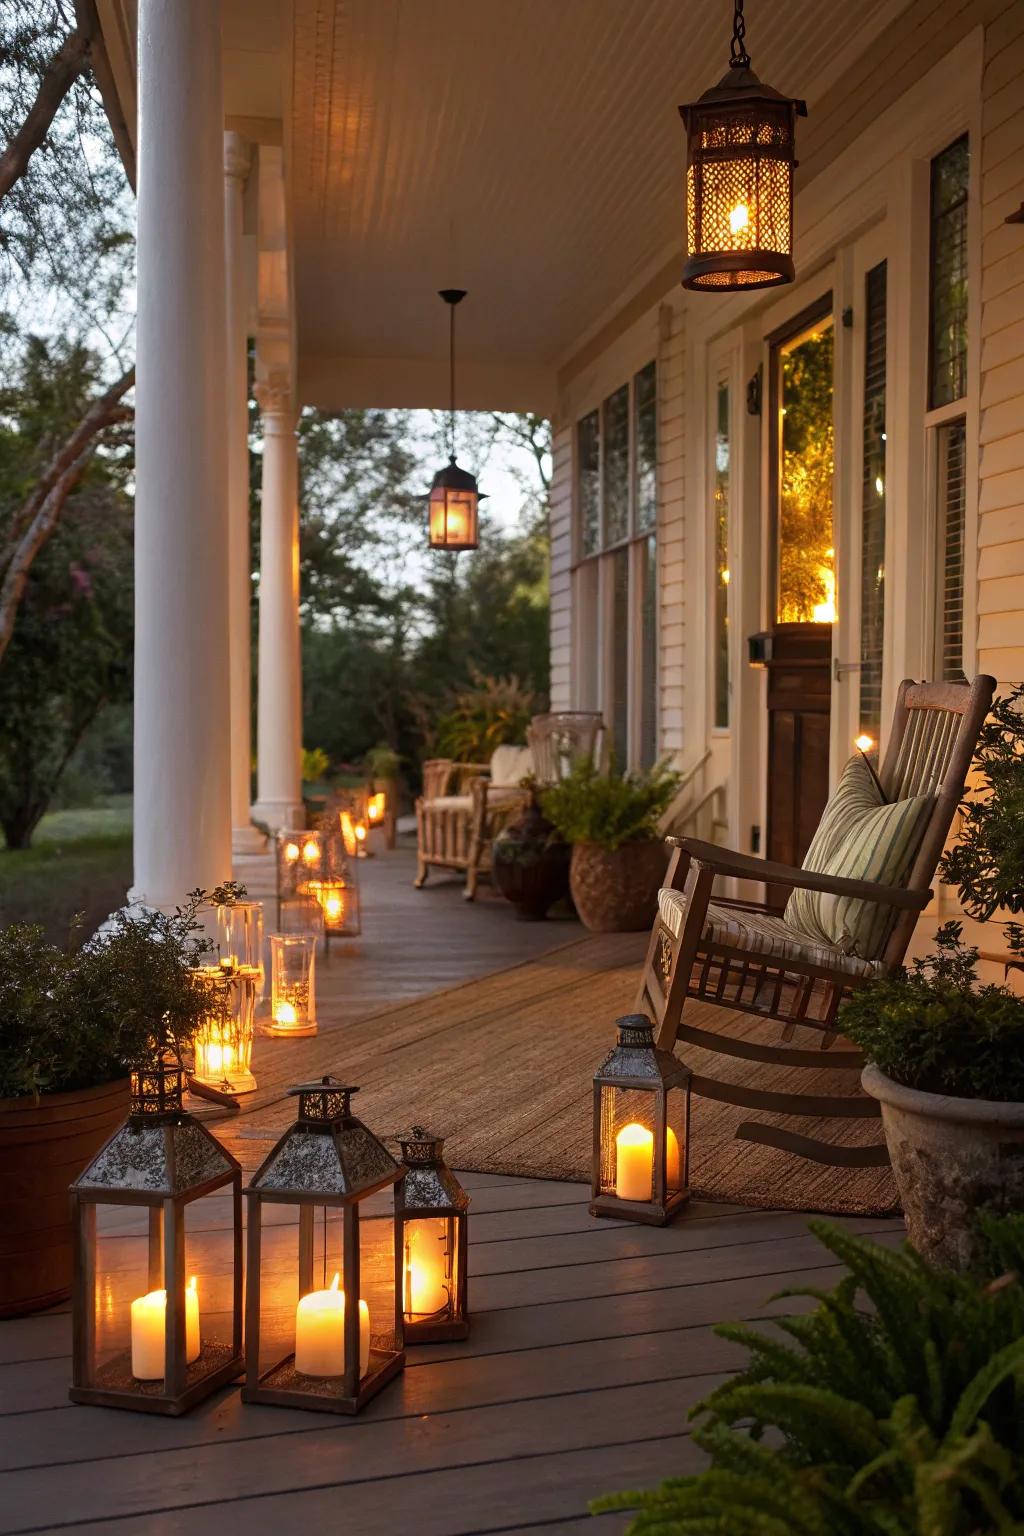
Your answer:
[215,900,265,999]
[190,966,258,1093]
[269,934,318,1037]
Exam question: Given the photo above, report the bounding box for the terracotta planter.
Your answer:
[0,1076,130,1317]
[492,796,570,920]
[862,1064,1024,1269]
[569,839,669,932]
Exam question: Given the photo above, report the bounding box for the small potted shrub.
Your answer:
[540,760,679,932]
[491,777,571,921]
[0,896,213,1317]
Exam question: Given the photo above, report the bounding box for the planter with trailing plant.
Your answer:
[596,1215,1024,1532]
[540,761,678,932]
[491,786,570,921]
[0,896,213,1317]
[842,687,1024,1270]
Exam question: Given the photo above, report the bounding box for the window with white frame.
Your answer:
[574,361,658,769]
[926,134,969,683]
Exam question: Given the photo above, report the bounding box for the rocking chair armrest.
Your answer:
[671,837,931,912]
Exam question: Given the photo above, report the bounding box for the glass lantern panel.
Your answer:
[366,791,387,826]
[269,934,317,1035]
[360,1211,399,1366]
[250,1200,304,1379]
[598,1085,680,1202]
[279,895,325,939]
[306,878,359,936]
[91,1201,154,1385]
[402,1215,460,1327]
[191,969,256,1092]
[216,902,265,999]
[182,1195,236,1369]
[429,486,477,548]
[664,1084,689,1198]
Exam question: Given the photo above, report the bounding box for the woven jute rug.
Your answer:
[228,931,897,1216]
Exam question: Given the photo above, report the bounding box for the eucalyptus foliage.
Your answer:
[595,1217,1024,1535]
[540,759,679,851]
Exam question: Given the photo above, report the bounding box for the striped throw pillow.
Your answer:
[784,755,933,961]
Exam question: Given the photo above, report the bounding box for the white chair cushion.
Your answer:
[657,887,884,980]
[489,744,534,788]
[422,795,473,813]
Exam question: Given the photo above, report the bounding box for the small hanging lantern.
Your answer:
[269,933,318,1036]
[680,0,806,292]
[69,1052,243,1414]
[188,964,258,1099]
[394,1128,469,1343]
[428,289,483,551]
[590,1015,691,1226]
[242,1078,405,1415]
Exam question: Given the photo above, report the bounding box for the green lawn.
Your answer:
[0,797,133,943]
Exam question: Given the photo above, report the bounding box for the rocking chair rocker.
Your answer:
[636,676,995,1167]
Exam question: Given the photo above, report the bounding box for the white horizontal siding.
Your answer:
[657,296,686,759]
[547,424,573,710]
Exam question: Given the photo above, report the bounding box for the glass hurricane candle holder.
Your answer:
[269,933,317,1037]
[242,1078,405,1415]
[279,895,325,940]
[590,1014,691,1226]
[276,828,324,918]
[69,1055,243,1415]
[366,791,386,827]
[189,965,257,1097]
[395,1128,469,1343]
[305,876,361,939]
[214,900,265,1000]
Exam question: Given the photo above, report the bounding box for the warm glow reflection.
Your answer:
[855,734,875,754]
[273,1000,297,1027]
[284,841,300,863]
[728,201,750,235]
[301,839,321,867]
[428,487,478,549]
[367,792,386,824]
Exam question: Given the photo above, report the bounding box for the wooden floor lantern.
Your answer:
[591,1014,691,1226]
[395,1127,469,1342]
[243,1078,405,1414]
[69,1053,243,1415]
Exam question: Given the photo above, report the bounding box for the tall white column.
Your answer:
[251,381,305,831]
[132,0,232,909]
[224,133,264,854]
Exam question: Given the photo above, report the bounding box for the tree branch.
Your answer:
[0,366,134,665]
[0,19,96,202]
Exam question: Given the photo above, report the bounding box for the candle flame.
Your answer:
[729,201,750,234]
[302,839,320,865]
[855,734,875,754]
[285,842,300,862]
[329,1272,340,1292]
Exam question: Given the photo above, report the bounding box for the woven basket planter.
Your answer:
[569,839,669,932]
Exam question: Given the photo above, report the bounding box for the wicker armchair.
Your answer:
[415,747,533,899]
[636,676,996,1166]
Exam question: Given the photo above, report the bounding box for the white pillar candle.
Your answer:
[404,1222,449,1318]
[615,1123,682,1200]
[130,1278,201,1380]
[294,1273,370,1378]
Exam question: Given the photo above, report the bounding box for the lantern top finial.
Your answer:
[288,1076,358,1128]
[594,1013,691,1089]
[129,1050,185,1121]
[397,1126,446,1166]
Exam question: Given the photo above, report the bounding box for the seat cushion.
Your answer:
[784,755,934,960]
[489,744,534,788]
[421,794,473,813]
[657,887,884,980]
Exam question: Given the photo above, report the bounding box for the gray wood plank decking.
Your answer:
[0,841,904,1534]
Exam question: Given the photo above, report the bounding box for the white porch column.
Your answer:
[132,0,232,908]
[224,133,264,854]
[251,382,304,831]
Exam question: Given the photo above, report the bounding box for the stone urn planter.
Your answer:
[0,1076,130,1317]
[492,795,571,921]
[862,1063,1024,1269]
[569,839,669,932]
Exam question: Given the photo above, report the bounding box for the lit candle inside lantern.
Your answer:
[194,1032,236,1079]
[273,1000,298,1028]
[367,792,385,824]
[284,841,300,863]
[729,201,750,235]
[130,1277,200,1380]
[294,1273,370,1378]
[615,1123,682,1201]
[324,891,343,923]
[403,1221,449,1318]
[301,839,321,867]
[354,822,367,845]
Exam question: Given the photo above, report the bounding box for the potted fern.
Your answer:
[539,760,679,931]
[846,687,1024,1269]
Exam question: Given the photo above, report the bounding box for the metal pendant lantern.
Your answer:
[428,289,483,551]
[680,0,806,292]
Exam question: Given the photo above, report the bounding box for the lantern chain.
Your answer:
[729,0,750,69]
[448,300,456,460]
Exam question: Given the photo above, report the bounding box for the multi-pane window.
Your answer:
[574,362,658,769]
[859,261,887,739]
[712,381,730,730]
[926,135,969,682]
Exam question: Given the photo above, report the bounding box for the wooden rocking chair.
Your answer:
[636,676,996,1166]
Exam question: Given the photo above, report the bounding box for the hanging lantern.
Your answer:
[428,289,483,551]
[69,1053,244,1415]
[590,1015,691,1226]
[242,1078,405,1415]
[680,0,806,292]
[188,964,258,1099]
[395,1128,469,1343]
[269,933,318,1036]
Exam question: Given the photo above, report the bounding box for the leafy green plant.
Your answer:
[434,671,536,763]
[540,759,679,851]
[301,746,330,783]
[839,921,1024,1102]
[941,684,1024,957]
[595,1216,1024,1534]
[0,893,214,1100]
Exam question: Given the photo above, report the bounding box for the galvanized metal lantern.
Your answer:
[428,289,483,551]
[69,1054,243,1415]
[188,964,258,1098]
[242,1078,405,1414]
[590,1014,691,1226]
[680,0,806,292]
[395,1127,469,1343]
[269,933,318,1036]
